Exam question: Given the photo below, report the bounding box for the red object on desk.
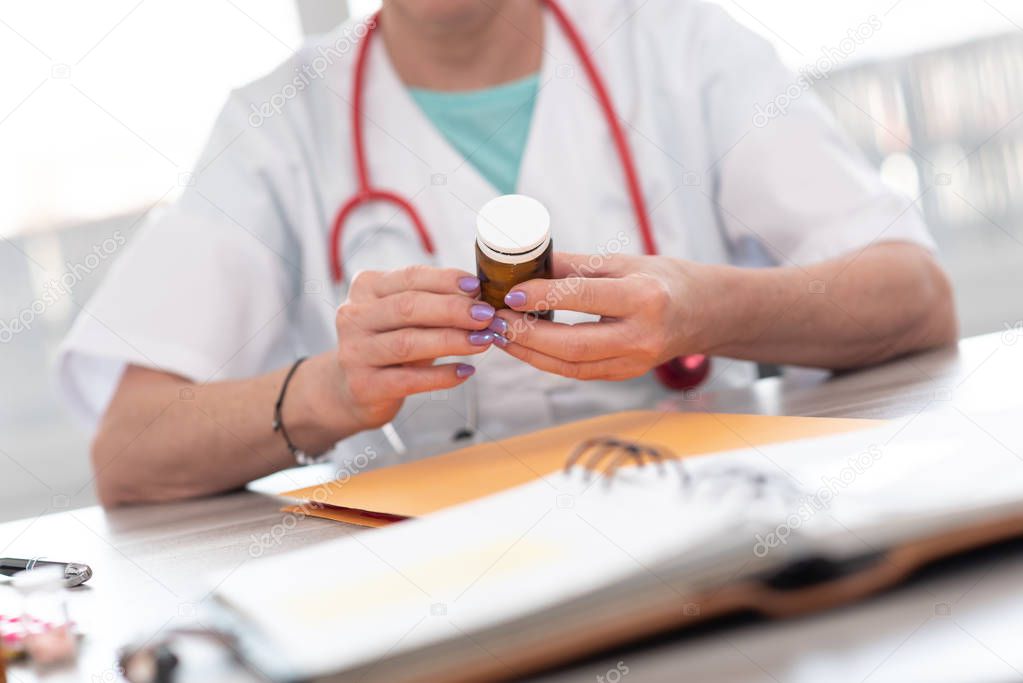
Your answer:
[0,613,77,660]
[654,354,711,390]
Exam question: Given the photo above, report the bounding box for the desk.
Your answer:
[3,332,1022,683]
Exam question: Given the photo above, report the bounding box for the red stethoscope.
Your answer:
[328,0,709,391]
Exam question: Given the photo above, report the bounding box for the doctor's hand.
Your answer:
[491,253,716,381]
[329,266,497,431]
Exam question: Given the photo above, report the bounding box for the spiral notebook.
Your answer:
[278,410,876,526]
[214,406,1023,683]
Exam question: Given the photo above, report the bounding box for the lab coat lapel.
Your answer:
[517,10,647,260]
[344,36,520,454]
[470,12,607,410]
[344,35,498,278]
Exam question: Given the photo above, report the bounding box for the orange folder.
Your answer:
[281,410,878,527]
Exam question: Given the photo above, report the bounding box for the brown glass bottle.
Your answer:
[475,195,554,320]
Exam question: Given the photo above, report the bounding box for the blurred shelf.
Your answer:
[814,31,1023,239]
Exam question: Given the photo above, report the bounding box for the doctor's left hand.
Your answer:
[491,253,718,381]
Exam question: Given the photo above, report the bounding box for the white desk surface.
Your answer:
[3,332,1023,683]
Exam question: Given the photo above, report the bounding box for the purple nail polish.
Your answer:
[458,276,480,292]
[455,363,475,378]
[470,303,495,321]
[487,317,508,334]
[468,331,494,346]
[504,290,527,307]
[492,332,509,347]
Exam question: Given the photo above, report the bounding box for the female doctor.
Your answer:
[60,0,956,505]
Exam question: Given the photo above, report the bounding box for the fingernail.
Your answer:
[455,363,475,378]
[470,303,495,321]
[492,332,509,347]
[468,331,494,346]
[504,290,527,308]
[458,276,480,292]
[487,317,508,334]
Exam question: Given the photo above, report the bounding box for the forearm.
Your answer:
[91,266,492,505]
[699,242,958,369]
[91,352,359,506]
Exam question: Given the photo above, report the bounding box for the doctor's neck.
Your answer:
[380,0,543,91]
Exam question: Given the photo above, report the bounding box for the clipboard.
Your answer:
[310,512,1023,683]
[204,406,1023,683]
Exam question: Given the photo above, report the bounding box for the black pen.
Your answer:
[0,557,93,587]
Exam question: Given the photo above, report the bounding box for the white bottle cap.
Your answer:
[476,194,551,265]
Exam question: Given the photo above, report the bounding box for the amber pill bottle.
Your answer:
[475,194,554,319]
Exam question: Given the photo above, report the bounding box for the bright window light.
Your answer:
[0,0,302,239]
[712,0,1021,67]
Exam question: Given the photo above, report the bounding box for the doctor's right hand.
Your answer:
[328,266,496,431]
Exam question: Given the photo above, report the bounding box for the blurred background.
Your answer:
[2,0,1021,522]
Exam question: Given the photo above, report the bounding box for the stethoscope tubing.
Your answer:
[328,0,709,447]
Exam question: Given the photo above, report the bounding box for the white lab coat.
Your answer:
[57,0,934,470]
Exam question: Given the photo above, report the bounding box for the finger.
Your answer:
[491,313,626,362]
[357,265,480,299]
[498,340,642,381]
[503,276,638,317]
[550,251,629,279]
[340,292,496,332]
[374,362,476,399]
[354,328,495,366]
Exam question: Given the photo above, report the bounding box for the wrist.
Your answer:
[281,352,362,451]
[673,260,752,357]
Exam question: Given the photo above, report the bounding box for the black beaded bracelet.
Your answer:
[272,357,317,465]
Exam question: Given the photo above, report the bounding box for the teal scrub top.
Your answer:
[408,73,540,195]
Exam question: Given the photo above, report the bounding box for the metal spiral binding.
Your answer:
[564,436,801,500]
[564,436,682,484]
